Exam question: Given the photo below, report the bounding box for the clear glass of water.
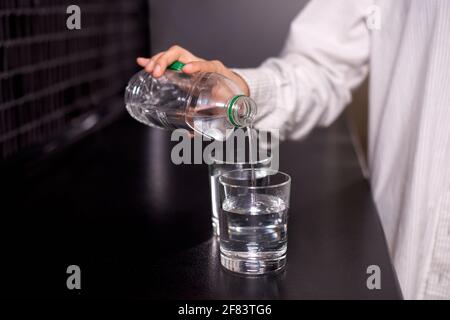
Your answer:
[209,151,271,237]
[218,169,291,275]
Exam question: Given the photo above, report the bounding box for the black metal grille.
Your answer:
[0,0,148,161]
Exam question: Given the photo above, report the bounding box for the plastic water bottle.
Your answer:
[124,61,257,141]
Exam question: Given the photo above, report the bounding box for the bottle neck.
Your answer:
[227,95,257,127]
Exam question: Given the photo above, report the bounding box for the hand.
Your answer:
[136,45,249,96]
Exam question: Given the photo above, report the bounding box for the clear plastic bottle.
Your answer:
[124,61,257,140]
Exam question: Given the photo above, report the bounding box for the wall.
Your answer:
[149,0,308,67]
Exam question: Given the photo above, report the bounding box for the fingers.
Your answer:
[137,45,218,78]
[136,52,164,73]
[182,60,224,74]
[152,45,197,77]
[143,52,165,74]
[137,45,204,77]
[136,57,149,67]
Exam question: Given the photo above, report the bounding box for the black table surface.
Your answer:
[2,113,402,299]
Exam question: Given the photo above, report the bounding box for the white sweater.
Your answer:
[234,0,450,299]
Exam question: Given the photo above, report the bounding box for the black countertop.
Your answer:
[2,114,402,299]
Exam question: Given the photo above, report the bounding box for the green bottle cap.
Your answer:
[227,95,245,127]
[168,61,185,71]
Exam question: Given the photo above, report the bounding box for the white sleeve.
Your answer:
[233,0,371,140]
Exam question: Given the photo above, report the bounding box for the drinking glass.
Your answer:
[208,151,271,237]
[218,169,291,275]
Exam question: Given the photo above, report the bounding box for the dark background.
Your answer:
[150,0,308,67]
